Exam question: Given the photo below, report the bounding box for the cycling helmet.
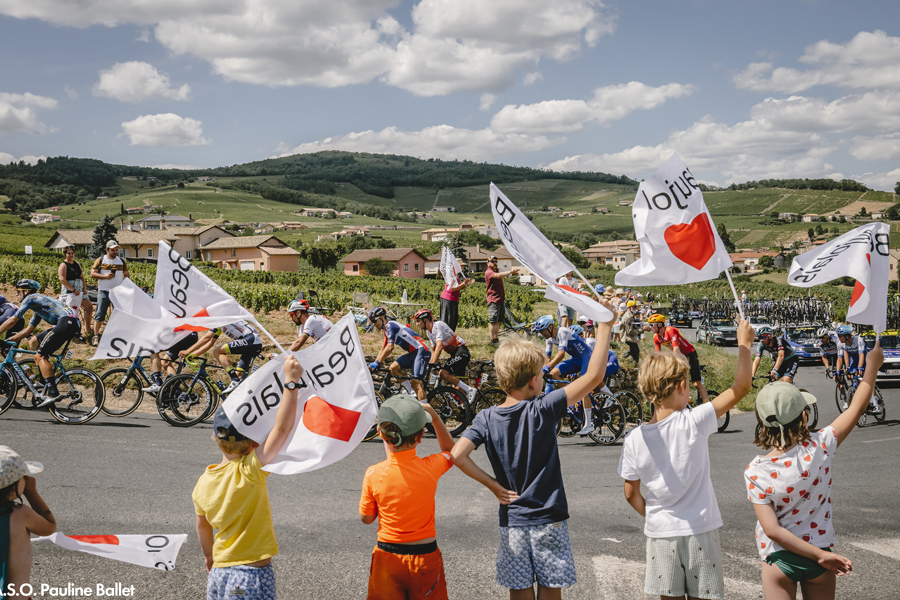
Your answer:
[532,315,555,332]
[569,324,584,337]
[594,284,606,295]
[584,320,595,330]
[757,326,774,338]
[816,327,831,338]
[576,315,589,324]
[15,279,40,292]
[647,314,666,324]
[368,307,387,323]
[288,299,309,314]
[835,325,853,336]
[413,308,433,321]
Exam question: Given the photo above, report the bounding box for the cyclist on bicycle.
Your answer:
[646,313,709,403]
[140,331,202,393]
[412,308,472,399]
[834,324,880,414]
[367,307,430,401]
[287,299,332,352]
[0,279,80,406]
[180,320,263,394]
[751,326,799,384]
[571,321,621,394]
[0,294,23,340]
[816,327,839,375]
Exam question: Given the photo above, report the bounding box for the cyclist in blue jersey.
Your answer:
[835,325,868,379]
[0,279,80,405]
[181,320,263,394]
[752,326,799,383]
[368,307,431,400]
[0,294,23,340]
[816,327,839,374]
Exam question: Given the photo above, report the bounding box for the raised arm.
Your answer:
[564,298,616,406]
[257,355,303,466]
[711,320,754,418]
[831,342,883,447]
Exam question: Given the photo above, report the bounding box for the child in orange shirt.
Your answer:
[359,395,454,600]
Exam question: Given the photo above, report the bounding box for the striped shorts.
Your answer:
[645,529,724,599]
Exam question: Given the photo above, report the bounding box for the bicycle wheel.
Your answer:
[473,387,505,414]
[588,393,626,445]
[427,386,471,437]
[363,390,386,442]
[834,382,849,413]
[157,374,215,427]
[803,403,819,431]
[556,413,579,437]
[616,390,646,426]
[873,386,886,424]
[99,368,144,417]
[0,364,18,415]
[47,368,105,424]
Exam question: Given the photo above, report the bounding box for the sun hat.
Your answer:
[105,240,119,249]
[615,288,625,295]
[378,394,431,437]
[756,382,817,446]
[213,407,248,442]
[0,446,43,489]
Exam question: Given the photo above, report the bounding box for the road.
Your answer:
[2,330,898,599]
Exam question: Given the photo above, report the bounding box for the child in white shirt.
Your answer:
[745,343,883,600]
[618,320,754,599]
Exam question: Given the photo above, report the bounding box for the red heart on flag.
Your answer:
[302,395,361,442]
[68,535,119,545]
[849,254,870,307]
[175,308,212,332]
[664,213,716,270]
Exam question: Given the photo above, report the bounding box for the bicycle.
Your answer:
[547,377,627,445]
[606,372,650,428]
[434,359,506,415]
[833,368,885,427]
[0,339,105,424]
[753,374,819,430]
[693,365,729,433]
[155,357,233,427]
[99,354,185,417]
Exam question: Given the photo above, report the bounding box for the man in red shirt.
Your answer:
[485,256,518,345]
[646,313,709,402]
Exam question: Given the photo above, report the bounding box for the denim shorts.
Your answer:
[94,289,112,321]
[496,521,576,590]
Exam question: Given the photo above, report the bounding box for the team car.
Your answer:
[782,324,824,363]
[695,317,738,346]
[669,310,693,328]
[863,331,900,379]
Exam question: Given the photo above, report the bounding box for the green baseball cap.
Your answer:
[756,382,816,443]
[378,394,431,436]
[0,446,43,489]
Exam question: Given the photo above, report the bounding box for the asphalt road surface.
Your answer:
[2,333,898,600]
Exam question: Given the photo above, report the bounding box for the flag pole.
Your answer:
[724,270,746,321]
[250,318,287,355]
[575,270,602,302]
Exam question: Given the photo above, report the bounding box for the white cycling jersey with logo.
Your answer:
[300,315,332,342]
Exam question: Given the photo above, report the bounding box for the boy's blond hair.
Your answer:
[214,436,255,456]
[638,351,690,405]
[495,336,544,393]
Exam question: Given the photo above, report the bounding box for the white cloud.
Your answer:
[94,62,191,103]
[276,125,563,162]
[121,113,209,146]
[523,71,543,85]
[0,0,614,96]
[748,92,900,134]
[849,133,900,162]
[0,92,57,135]
[0,152,46,165]
[479,93,497,111]
[491,82,695,134]
[850,168,900,192]
[64,85,78,100]
[734,30,900,93]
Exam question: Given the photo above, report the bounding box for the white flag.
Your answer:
[544,282,614,322]
[154,241,252,320]
[223,314,377,475]
[439,246,465,288]
[490,183,577,283]
[615,154,733,286]
[788,222,890,333]
[33,533,187,571]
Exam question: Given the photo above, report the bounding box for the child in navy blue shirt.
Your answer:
[451,299,616,600]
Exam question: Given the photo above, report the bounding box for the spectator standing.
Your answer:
[89,240,129,346]
[485,256,518,345]
[57,246,93,340]
[556,271,578,327]
[439,274,474,332]
[619,300,640,364]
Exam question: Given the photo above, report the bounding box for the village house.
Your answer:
[294,207,337,218]
[341,248,428,278]
[197,235,299,272]
[583,240,641,265]
[168,225,233,260]
[779,212,798,222]
[254,223,276,235]
[275,221,309,231]
[30,213,59,224]
[135,214,195,229]
[45,228,179,260]
[729,250,779,273]
[801,214,822,223]
[432,207,457,212]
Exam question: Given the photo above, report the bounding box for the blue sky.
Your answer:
[1,0,899,189]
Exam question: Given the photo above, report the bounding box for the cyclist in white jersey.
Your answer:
[181,320,263,394]
[413,308,472,400]
[287,299,332,352]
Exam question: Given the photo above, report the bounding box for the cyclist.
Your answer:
[412,308,473,400]
[815,327,839,375]
[367,307,430,401]
[646,313,709,403]
[140,331,201,393]
[751,326,799,384]
[835,324,880,413]
[0,294,23,340]
[0,279,80,406]
[288,299,332,352]
[180,320,263,394]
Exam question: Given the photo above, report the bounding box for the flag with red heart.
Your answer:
[615,154,733,286]
[788,222,890,333]
[32,533,187,571]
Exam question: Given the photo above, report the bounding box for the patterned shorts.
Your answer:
[208,563,276,600]
[496,521,577,590]
[645,529,724,599]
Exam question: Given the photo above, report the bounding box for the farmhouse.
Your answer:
[168,225,233,260]
[136,214,195,229]
[197,235,299,272]
[583,240,641,265]
[45,228,179,260]
[341,248,428,278]
[779,212,798,222]
[30,213,59,224]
